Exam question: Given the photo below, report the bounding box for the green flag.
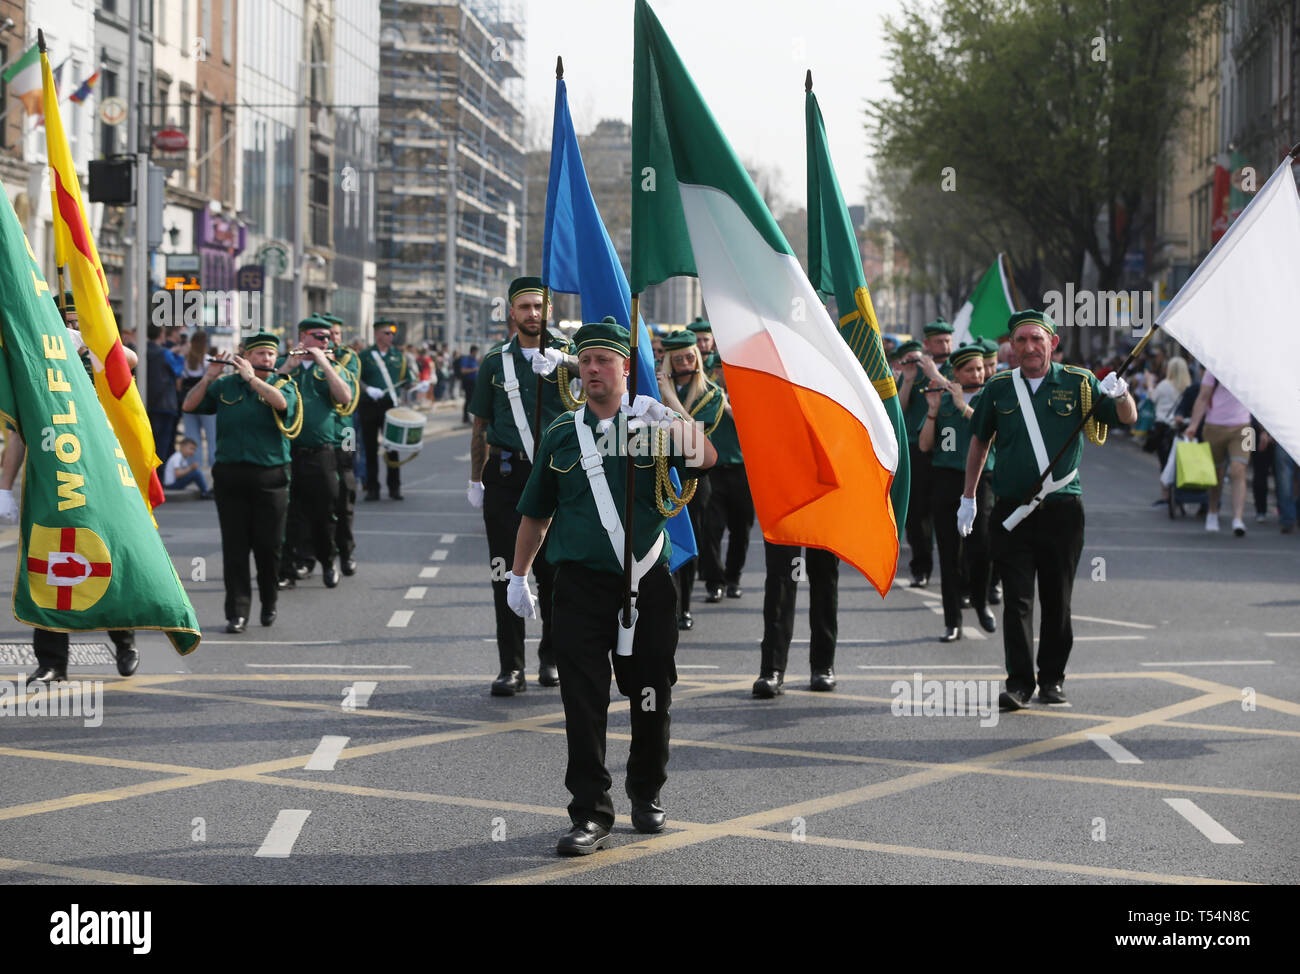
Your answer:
[0,181,201,653]
[806,85,910,535]
[953,255,1017,344]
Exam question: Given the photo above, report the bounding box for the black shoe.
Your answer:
[677,612,693,631]
[198,490,215,500]
[26,666,68,687]
[363,491,380,502]
[114,640,140,677]
[752,671,784,698]
[810,668,837,692]
[276,576,296,590]
[630,797,667,834]
[988,582,1002,605]
[389,490,404,501]
[538,662,560,687]
[725,584,743,599]
[939,626,961,642]
[260,607,277,627]
[704,586,723,603]
[294,562,313,579]
[225,617,248,634]
[1037,682,1069,705]
[976,607,997,633]
[999,688,1031,711]
[557,821,611,856]
[910,574,929,588]
[323,563,340,588]
[341,558,357,576]
[491,670,525,696]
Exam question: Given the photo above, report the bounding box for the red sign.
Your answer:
[1210,164,1230,243]
[153,128,189,152]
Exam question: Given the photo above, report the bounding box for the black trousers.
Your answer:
[283,446,339,575]
[213,462,290,620]
[931,467,993,629]
[906,443,934,577]
[34,628,133,670]
[334,445,357,561]
[483,451,555,673]
[701,463,754,588]
[759,541,839,674]
[461,378,477,422]
[359,395,400,495]
[672,474,712,613]
[552,561,678,830]
[990,494,1085,696]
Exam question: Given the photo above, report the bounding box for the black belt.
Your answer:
[292,443,333,458]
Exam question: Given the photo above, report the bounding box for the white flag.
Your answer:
[1157,156,1300,462]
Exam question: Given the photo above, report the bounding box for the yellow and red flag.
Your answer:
[41,43,164,511]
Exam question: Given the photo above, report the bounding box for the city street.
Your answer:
[1,408,1296,886]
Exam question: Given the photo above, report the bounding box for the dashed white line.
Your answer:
[1072,615,1156,630]
[405,586,427,600]
[1086,733,1142,764]
[678,664,719,669]
[244,663,410,669]
[1163,799,1243,844]
[346,681,378,707]
[430,550,449,561]
[858,664,999,670]
[304,736,350,771]
[419,566,441,579]
[1139,660,1274,667]
[387,610,413,628]
[254,810,312,858]
[440,533,457,543]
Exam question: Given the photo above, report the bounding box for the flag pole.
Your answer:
[535,55,563,459]
[623,293,640,627]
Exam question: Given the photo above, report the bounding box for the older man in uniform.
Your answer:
[275,316,356,590]
[359,320,411,501]
[466,276,576,695]
[898,321,955,587]
[508,319,717,855]
[962,310,1135,710]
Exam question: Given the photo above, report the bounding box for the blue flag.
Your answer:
[543,76,697,570]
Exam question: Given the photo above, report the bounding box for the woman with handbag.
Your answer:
[1150,356,1190,505]
[1184,368,1251,535]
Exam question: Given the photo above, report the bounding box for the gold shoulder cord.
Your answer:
[654,426,697,517]
[334,367,360,417]
[556,361,586,410]
[1081,377,1107,445]
[690,386,725,436]
[272,376,305,440]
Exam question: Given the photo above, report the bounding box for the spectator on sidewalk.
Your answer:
[1150,356,1190,504]
[163,438,213,498]
[1185,369,1251,536]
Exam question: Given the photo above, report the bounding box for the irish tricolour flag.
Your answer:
[630,0,898,595]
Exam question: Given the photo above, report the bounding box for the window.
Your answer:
[155,80,169,129]
[199,99,213,193]
[158,0,167,44]
[181,0,190,56]
[200,0,211,58]
[100,69,119,158]
[178,85,193,187]
[221,110,234,203]
[222,0,232,64]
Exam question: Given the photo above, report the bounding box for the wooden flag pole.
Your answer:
[623,294,640,628]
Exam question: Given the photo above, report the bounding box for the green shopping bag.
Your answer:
[1175,440,1218,489]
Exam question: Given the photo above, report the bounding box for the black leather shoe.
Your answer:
[323,563,340,588]
[725,584,743,599]
[340,558,357,576]
[752,671,784,698]
[810,668,837,692]
[557,821,611,856]
[630,798,667,834]
[976,607,997,633]
[276,576,296,590]
[389,490,404,501]
[999,688,1031,711]
[677,612,693,630]
[939,626,961,642]
[988,582,1002,605]
[260,607,277,627]
[225,617,248,634]
[491,670,525,696]
[114,640,140,677]
[704,586,723,603]
[538,662,560,687]
[26,666,68,687]
[910,574,929,588]
[1037,682,1069,705]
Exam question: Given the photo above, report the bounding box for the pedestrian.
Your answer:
[322,313,361,575]
[962,310,1136,710]
[146,323,182,463]
[466,276,575,695]
[507,318,717,855]
[1183,369,1251,535]
[698,350,753,604]
[179,330,217,469]
[458,345,480,424]
[1150,356,1190,505]
[359,320,411,501]
[162,437,213,498]
[181,334,300,633]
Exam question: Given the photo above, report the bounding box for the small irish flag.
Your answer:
[1,42,44,119]
[631,0,899,595]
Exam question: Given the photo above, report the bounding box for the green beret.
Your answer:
[298,315,331,332]
[949,345,984,370]
[977,338,999,357]
[686,316,712,335]
[661,329,697,351]
[922,319,953,336]
[893,340,922,359]
[244,332,281,352]
[574,316,631,357]
[1007,309,1056,336]
[53,291,76,315]
[509,276,544,302]
[318,312,343,326]
[373,318,398,334]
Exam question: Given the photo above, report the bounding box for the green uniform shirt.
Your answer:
[687,381,741,465]
[930,389,995,473]
[968,363,1119,501]
[517,408,689,575]
[902,359,955,442]
[331,345,362,446]
[469,336,576,454]
[359,344,410,395]
[191,372,299,466]
[276,355,357,449]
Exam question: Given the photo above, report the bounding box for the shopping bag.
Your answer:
[1175,440,1218,489]
[1160,441,1178,488]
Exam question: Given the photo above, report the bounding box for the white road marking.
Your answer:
[1265,633,1300,637]
[1086,733,1142,764]
[1035,636,1145,642]
[347,681,378,707]
[206,640,342,646]
[1163,799,1243,844]
[254,810,312,858]
[439,534,457,543]
[304,736,350,771]
[858,664,999,670]
[405,586,427,600]
[481,637,540,643]
[792,638,883,644]
[1139,660,1274,667]
[419,566,441,579]
[1072,614,1156,630]
[387,610,413,628]
[430,549,449,561]
[244,663,411,669]
[677,664,719,669]
[454,453,470,461]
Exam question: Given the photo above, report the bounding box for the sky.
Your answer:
[523,0,906,212]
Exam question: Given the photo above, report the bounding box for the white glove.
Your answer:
[620,393,673,425]
[506,571,538,619]
[530,347,564,377]
[0,489,17,524]
[957,495,976,537]
[467,480,484,509]
[365,385,385,400]
[1098,373,1128,399]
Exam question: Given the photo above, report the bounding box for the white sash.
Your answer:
[573,407,665,656]
[1001,367,1079,531]
[500,341,535,464]
[370,349,399,404]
